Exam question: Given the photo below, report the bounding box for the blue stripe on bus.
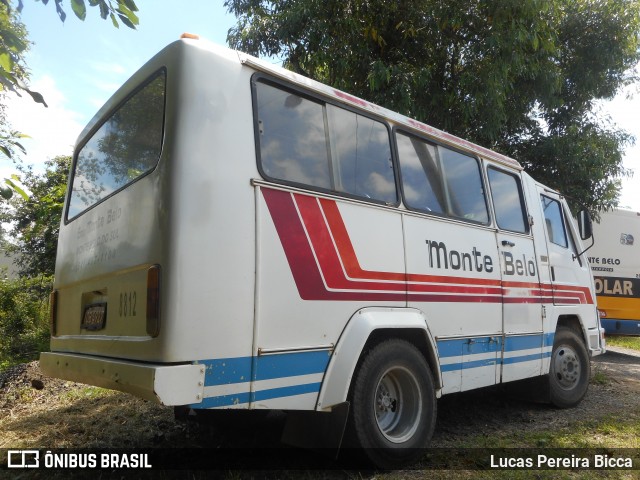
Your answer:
[438,333,554,355]
[197,357,253,385]
[438,332,555,372]
[193,382,322,409]
[437,337,502,357]
[543,332,555,346]
[502,351,552,365]
[441,350,553,373]
[253,350,331,382]
[197,350,331,387]
[441,357,499,372]
[193,333,557,407]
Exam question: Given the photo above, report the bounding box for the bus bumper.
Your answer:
[586,326,606,356]
[39,352,205,406]
[601,318,640,336]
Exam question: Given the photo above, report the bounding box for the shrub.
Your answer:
[0,275,52,367]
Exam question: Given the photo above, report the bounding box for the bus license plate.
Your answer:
[81,303,107,331]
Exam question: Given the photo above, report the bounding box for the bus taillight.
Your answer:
[146,265,161,337]
[49,290,58,337]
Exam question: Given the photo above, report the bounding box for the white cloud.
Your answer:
[2,75,84,177]
[618,144,640,212]
[90,61,127,76]
[600,83,640,212]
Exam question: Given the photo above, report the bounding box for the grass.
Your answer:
[591,366,609,385]
[606,335,640,351]
[1,380,639,479]
[1,357,639,479]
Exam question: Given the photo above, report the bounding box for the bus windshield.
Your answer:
[67,70,166,221]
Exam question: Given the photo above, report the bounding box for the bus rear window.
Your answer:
[67,70,166,221]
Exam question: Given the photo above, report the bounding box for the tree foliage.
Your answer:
[0,0,139,110]
[0,156,70,277]
[8,0,139,28]
[0,3,33,155]
[226,0,640,213]
[0,274,52,366]
[0,0,139,200]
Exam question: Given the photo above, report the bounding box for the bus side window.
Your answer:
[255,82,332,190]
[438,147,488,223]
[396,131,446,214]
[541,195,568,247]
[326,104,395,203]
[487,167,528,233]
[255,79,397,204]
[397,130,488,223]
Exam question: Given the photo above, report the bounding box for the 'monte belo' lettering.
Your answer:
[425,240,537,278]
[502,251,537,277]
[426,240,493,273]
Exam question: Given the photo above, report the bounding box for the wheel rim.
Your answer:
[552,344,581,389]
[374,366,422,443]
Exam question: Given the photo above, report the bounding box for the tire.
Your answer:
[345,339,437,469]
[549,326,590,408]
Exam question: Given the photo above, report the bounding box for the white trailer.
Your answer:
[40,36,605,468]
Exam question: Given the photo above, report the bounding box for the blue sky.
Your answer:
[2,0,237,181]
[2,0,639,210]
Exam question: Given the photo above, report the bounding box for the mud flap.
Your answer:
[281,402,350,457]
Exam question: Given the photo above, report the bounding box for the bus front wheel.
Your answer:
[549,326,590,408]
[346,339,436,469]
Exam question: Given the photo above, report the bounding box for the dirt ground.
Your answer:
[1,346,639,469]
[433,345,640,446]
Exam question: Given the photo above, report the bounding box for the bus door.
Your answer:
[487,167,543,382]
[398,133,502,394]
[538,190,589,306]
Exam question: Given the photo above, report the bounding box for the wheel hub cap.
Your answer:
[553,346,580,389]
[374,366,422,443]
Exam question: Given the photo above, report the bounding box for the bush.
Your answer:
[0,275,52,368]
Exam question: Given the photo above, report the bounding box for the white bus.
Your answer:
[589,208,640,335]
[40,36,605,468]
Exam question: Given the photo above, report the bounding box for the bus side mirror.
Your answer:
[577,209,593,240]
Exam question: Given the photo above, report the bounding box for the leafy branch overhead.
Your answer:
[0,0,139,114]
[0,0,139,200]
[226,0,640,213]
[6,0,139,27]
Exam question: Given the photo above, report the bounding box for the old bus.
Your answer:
[40,36,605,467]
[589,208,640,335]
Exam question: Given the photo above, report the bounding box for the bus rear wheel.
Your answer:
[346,339,436,469]
[549,326,590,408]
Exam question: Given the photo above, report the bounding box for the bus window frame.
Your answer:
[486,165,531,235]
[65,67,168,224]
[393,126,492,227]
[251,73,401,208]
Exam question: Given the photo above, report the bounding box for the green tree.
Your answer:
[0,274,52,365]
[226,0,639,213]
[0,0,140,108]
[26,0,140,29]
[0,0,139,199]
[0,156,69,277]
[0,3,32,151]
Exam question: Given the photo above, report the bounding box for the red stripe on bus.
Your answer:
[262,188,593,305]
